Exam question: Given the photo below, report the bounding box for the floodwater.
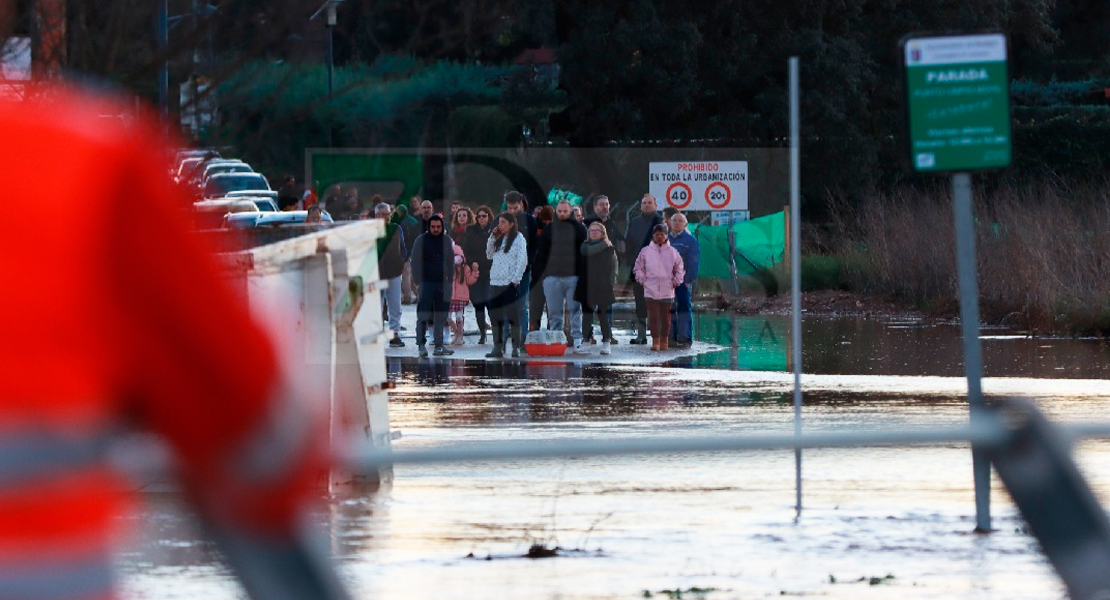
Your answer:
[119,314,1110,599]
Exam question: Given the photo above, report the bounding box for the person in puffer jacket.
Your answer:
[449,242,479,345]
[633,224,685,351]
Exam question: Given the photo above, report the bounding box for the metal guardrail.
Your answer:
[343,398,1110,600]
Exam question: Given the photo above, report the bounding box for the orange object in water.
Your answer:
[0,84,328,599]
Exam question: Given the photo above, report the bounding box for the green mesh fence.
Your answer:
[690,210,785,279]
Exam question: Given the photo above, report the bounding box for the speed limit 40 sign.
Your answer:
[648,161,748,211]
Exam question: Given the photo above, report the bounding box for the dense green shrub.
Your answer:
[800,255,847,292]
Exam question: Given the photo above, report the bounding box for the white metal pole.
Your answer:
[952,172,991,531]
[789,57,803,517]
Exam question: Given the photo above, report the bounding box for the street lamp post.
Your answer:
[158,0,168,116]
[157,2,218,120]
[326,6,335,99]
[311,0,345,100]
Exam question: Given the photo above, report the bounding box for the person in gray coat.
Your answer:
[575,221,619,356]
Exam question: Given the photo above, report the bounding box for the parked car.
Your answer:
[223,212,267,229]
[174,148,218,165]
[224,210,334,229]
[188,159,249,187]
[174,156,208,183]
[202,172,271,199]
[197,164,253,189]
[224,189,279,200]
[193,198,259,230]
[211,194,278,212]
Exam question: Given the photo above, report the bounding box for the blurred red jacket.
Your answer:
[0,86,329,600]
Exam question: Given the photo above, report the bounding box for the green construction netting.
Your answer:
[690,211,785,279]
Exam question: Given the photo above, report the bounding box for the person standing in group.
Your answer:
[504,191,538,345]
[572,205,584,223]
[277,175,300,212]
[335,191,362,221]
[624,193,663,344]
[668,212,700,349]
[419,198,436,233]
[577,221,619,356]
[450,206,483,342]
[450,205,479,254]
[375,202,407,348]
[469,205,496,344]
[449,242,478,345]
[529,204,555,331]
[485,212,529,358]
[534,200,588,352]
[411,214,456,357]
[634,224,685,351]
[302,180,320,210]
[397,198,422,304]
[323,183,343,213]
[583,194,625,345]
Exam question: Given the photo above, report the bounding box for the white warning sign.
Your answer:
[648,161,748,211]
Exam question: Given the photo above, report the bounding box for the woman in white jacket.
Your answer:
[485,212,528,358]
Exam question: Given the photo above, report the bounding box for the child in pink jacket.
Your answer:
[633,224,685,351]
[450,243,479,345]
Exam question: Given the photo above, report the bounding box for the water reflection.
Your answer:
[120,316,1110,600]
[686,313,1110,379]
[388,359,809,427]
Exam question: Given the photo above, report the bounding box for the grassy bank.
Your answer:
[813,182,1110,335]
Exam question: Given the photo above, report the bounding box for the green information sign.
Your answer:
[903,33,1012,172]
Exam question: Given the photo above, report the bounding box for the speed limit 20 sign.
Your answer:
[648,161,748,211]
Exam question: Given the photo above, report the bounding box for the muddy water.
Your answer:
[119,316,1110,599]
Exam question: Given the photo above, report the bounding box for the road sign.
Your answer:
[649,161,748,211]
[710,210,750,226]
[903,33,1012,173]
[666,182,693,209]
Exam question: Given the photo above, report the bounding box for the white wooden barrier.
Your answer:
[224,221,392,488]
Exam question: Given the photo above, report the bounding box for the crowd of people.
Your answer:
[365,189,701,358]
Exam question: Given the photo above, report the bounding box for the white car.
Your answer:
[211,194,279,212]
[172,149,218,179]
[197,160,253,186]
[224,210,333,229]
[193,198,259,230]
[224,190,279,200]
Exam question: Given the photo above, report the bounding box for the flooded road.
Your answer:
[120,314,1110,599]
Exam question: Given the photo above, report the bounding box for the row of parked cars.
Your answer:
[171,148,334,230]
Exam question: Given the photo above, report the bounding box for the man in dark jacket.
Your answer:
[505,191,538,340]
[410,214,456,357]
[582,194,624,344]
[376,202,407,347]
[583,195,626,255]
[624,193,663,344]
[533,199,588,351]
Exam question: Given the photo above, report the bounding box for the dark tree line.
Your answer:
[5,0,1109,213]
